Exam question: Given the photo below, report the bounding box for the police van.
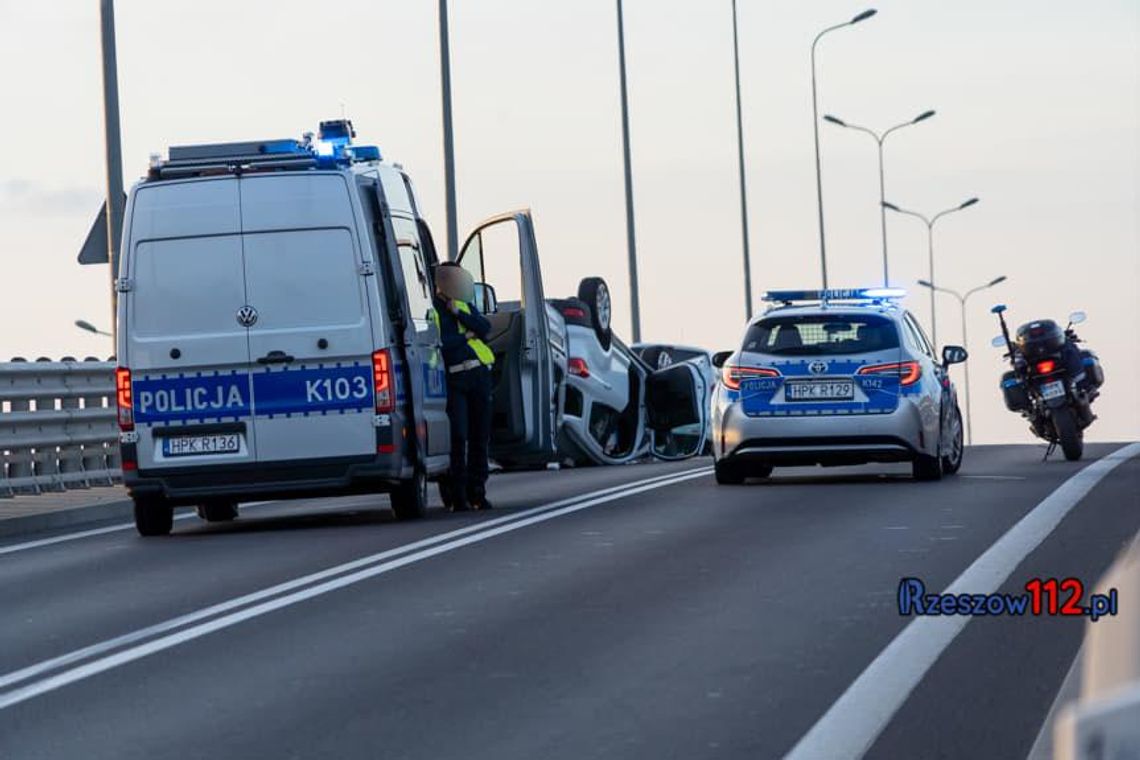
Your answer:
[116,119,709,536]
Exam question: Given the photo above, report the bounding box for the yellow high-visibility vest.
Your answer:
[453,300,495,366]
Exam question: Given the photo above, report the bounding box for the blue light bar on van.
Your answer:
[349,145,382,161]
[762,288,907,303]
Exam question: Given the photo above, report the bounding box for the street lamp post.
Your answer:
[810,8,877,289]
[75,320,112,337]
[438,0,458,261]
[823,109,935,286]
[731,0,753,320]
[616,0,641,342]
[917,275,1007,444]
[882,196,979,347]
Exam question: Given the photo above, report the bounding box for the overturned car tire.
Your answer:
[577,277,613,351]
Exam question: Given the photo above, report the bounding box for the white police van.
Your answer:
[117,120,461,535]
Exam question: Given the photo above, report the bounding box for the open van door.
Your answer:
[456,211,557,464]
[646,362,709,460]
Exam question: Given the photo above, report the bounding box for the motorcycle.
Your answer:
[990,305,1104,460]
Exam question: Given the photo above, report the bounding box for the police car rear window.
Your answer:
[743,314,899,356]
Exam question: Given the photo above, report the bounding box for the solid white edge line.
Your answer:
[0,466,710,694]
[785,442,1140,760]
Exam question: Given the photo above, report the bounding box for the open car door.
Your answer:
[645,361,710,460]
[457,211,557,465]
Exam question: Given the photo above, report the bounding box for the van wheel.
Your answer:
[577,277,613,351]
[714,459,746,485]
[134,496,174,537]
[392,469,428,520]
[197,501,238,523]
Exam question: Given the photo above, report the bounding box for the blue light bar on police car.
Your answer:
[762,288,907,303]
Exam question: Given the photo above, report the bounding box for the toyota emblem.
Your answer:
[236,305,259,327]
[808,360,828,375]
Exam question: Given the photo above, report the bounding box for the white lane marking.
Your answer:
[0,500,274,558]
[785,442,1140,760]
[0,467,709,696]
[962,475,1027,481]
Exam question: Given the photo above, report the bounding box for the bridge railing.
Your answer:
[0,359,120,497]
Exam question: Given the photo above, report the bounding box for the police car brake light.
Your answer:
[115,367,134,431]
[372,350,394,412]
[722,365,779,390]
[857,360,921,386]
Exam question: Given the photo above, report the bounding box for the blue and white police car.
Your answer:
[709,289,968,483]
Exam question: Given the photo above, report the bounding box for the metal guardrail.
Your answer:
[0,360,120,497]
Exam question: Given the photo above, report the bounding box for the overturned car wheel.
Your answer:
[577,277,612,351]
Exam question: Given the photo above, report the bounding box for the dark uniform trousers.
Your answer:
[445,364,493,500]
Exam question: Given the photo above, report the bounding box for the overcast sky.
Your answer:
[1,0,1136,444]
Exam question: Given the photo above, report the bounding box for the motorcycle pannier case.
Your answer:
[1001,370,1030,412]
[1015,320,1065,360]
[1080,349,1105,388]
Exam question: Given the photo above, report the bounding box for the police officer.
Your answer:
[433,262,495,511]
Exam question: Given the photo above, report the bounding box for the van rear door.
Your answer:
[124,178,257,471]
[239,174,377,463]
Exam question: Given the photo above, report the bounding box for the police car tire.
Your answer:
[941,406,964,475]
[912,453,943,481]
[134,497,173,537]
[577,277,613,350]
[391,469,428,520]
[714,459,746,485]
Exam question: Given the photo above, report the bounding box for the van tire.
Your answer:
[134,497,174,537]
[391,469,428,520]
[198,501,238,523]
[577,277,613,351]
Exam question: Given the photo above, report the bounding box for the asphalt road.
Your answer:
[0,444,1137,760]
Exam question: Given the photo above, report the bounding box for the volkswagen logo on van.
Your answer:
[236,306,259,327]
[808,360,828,375]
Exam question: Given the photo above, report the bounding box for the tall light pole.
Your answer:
[918,275,1007,444]
[616,0,641,341]
[438,0,459,261]
[882,196,979,347]
[731,0,753,320]
[99,0,125,340]
[75,320,112,338]
[823,109,935,286]
[810,8,877,289]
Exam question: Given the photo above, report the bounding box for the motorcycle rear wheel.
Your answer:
[1053,407,1084,461]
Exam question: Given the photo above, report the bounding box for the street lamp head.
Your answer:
[850,9,877,24]
[823,114,847,126]
[959,197,980,209]
[989,275,1008,287]
[913,110,936,123]
[916,279,934,288]
[881,201,900,211]
[75,320,98,334]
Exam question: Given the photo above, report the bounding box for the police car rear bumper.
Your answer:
[126,455,406,505]
[714,399,929,466]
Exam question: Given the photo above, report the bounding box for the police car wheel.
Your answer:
[133,497,173,537]
[714,459,746,485]
[940,406,964,475]
[912,453,943,481]
[391,469,428,520]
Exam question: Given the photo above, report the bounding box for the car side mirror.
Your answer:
[473,282,497,314]
[711,350,732,369]
[1068,310,1086,325]
[941,345,968,366]
[990,335,1007,348]
[990,304,1007,314]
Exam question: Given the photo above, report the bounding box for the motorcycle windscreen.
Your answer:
[646,362,708,459]
[737,314,903,417]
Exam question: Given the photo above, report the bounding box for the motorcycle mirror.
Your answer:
[1068,310,1087,325]
[991,335,1007,348]
[990,304,1007,315]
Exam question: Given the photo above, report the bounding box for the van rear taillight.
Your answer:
[115,367,134,431]
[372,350,394,412]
